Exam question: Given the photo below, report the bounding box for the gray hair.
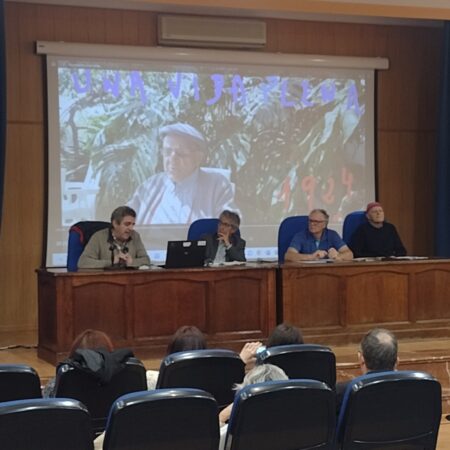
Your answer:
[309,209,329,222]
[110,206,136,224]
[361,328,398,371]
[220,210,241,229]
[234,364,288,391]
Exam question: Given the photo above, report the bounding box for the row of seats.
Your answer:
[67,211,367,270]
[0,371,441,450]
[0,345,335,428]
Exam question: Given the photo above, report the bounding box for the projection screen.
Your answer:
[39,43,385,265]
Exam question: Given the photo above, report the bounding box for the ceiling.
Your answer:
[5,0,449,25]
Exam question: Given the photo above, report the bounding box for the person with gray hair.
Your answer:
[336,328,399,413]
[285,208,353,262]
[218,364,288,449]
[128,123,237,224]
[203,210,246,264]
[78,206,150,269]
[219,364,288,427]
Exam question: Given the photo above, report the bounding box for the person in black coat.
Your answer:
[349,202,407,257]
[203,210,246,264]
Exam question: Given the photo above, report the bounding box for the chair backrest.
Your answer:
[103,388,219,450]
[0,398,93,450]
[257,344,336,389]
[277,215,308,263]
[156,349,245,409]
[188,218,220,240]
[342,211,367,245]
[54,356,147,433]
[337,370,441,450]
[0,364,42,402]
[67,220,110,271]
[225,379,335,450]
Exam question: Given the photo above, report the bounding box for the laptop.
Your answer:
[164,239,207,269]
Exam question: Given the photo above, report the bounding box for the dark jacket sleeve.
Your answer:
[391,224,407,256]
[226,236,246,262]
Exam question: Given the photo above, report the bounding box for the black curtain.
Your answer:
[0,0,6,234]
[436,22,450,256]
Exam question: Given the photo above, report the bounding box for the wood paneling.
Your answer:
[36,266,277,364]
[280,260,450,345]
[1,3,442,334]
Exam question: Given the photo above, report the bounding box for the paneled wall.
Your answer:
[0,2,442,333]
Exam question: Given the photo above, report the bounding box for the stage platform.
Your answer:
[1,331,450,448]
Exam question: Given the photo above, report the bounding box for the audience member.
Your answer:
[238,323,303,372]
[128,123,237,224]
[43,329,116,397]
[78,205,150,269]
[349,202,407,257]
[336,328,399,413]
[285,209,353,262]
[267,323,304,347]
[203,210,246,264]
[218,364,288,450]
[146,325,206,388]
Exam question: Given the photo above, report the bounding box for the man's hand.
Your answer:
[327,248,339,259]
[217,230,231,247]
[312,250,327,260]
[118,252,133,266]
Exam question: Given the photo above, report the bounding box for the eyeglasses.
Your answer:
[161,147,196,159]
[219,220,235,228]
[308,219,327,224]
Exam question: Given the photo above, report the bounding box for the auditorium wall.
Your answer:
[0,2,442,333]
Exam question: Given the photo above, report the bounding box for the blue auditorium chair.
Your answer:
[66,220,110,271]
[337,370,441,450]
[103,388,219,450]
[0,398,93,450]
[54,356,147,433]
[277,215,308,263]
[0,364,42,402]
[187,218,220,240]
[224,379,335,450]
[342,211,366,245]
[156,349,245,409]
[256,344,336,389]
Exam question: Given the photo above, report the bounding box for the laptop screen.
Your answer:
[165,240,207,269]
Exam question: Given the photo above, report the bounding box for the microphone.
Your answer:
[118,246,128,268]
[109,243,116,267]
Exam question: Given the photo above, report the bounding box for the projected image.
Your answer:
[47,52,375,264]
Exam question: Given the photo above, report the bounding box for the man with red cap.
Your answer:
[349,202,406,258]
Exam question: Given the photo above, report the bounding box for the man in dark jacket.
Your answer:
[349,202,406,257]
[203,210,246,264]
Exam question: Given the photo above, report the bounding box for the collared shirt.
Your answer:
[289,228,346,254]
[128,168,237,225]
[213,240,227,264]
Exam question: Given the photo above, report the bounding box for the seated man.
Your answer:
[284,209,353,262]
[203,210,246,264]
[336,328,399,413]
[349,202,407,258]
[78,206,150,269]
[128,123,237,224]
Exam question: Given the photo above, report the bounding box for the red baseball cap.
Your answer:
[366,202,382,213]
